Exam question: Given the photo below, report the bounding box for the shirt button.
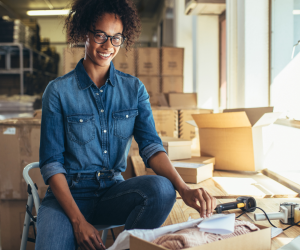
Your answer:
[100,90,103,93]
[96,93,99,95]
[104,150,107,154]
[104,130,107,133]
[126,115,129,118]
[98,172,101,177]
[79,119,83,122]
[101,109,104,113]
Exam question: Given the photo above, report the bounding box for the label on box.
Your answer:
[3,127,16,135]
[172,162,206,169]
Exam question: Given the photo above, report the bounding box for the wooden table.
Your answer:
[131,156,298,199]
[130,156,300,249]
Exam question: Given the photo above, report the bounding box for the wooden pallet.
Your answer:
[131,156,298,199]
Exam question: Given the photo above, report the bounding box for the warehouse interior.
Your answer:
[0,0,300,249]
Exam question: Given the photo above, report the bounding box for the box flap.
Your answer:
[253,112,281,127]
[166,93,197,108]
[224,107,274,126]
[161,136,192,146]
[192,112,251,128]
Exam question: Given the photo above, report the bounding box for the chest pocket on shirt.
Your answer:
[67,114,95,145]
[113,109,138,139]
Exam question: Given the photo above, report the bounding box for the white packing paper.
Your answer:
[198,213,235,234]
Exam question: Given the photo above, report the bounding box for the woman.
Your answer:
[36,0,217,249]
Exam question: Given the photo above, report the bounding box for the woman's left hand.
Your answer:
[180,187,217,218]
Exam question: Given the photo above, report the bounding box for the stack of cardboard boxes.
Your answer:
[0,117,47,250]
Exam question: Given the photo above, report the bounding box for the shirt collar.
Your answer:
[75,59,116,90]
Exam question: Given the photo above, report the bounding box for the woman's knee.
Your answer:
[144,175,176,204]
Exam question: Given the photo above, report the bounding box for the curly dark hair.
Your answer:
[65,0,141,51]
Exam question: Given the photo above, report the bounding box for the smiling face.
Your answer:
[85,13,123,69]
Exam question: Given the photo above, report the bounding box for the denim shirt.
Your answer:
[39,59,166,185]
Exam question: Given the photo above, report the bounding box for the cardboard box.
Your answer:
[136,48,160,76]
[165,93,197,108]
[113,48,136,76]
[152,108,178,138]
[147,156,214,184]
[179,109,213,156]
[161,136,192,160]
[192,107,281,171]
[0,200,36,250]
[129,224,271,250]
[63,47,85,75]
[0,118,47,199]
[161,47,184,76]
[138,76,161,106]
[161,76,183,93]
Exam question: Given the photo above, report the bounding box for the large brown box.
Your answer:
[179,109,213,156]
[63,47,85,75]
[152,107,178,138]
[0,118,47,199]
[130,225,271,250]
[0,200,36,250]
[138,76,161,106]
[192,107,281,171]
[161,47,184,76]
[136,48,160,76]
[161,76,183,93]
[113,48,136,76]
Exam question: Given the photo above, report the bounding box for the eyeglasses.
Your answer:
[88,29,125,47]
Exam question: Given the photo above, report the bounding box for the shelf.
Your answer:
[0,69,57,77]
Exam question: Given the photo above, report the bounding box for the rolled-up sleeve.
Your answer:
[39,81,66,184]
[133,80,167,168]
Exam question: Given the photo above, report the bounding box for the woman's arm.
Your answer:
[48,174,105,250]
[148,152,216,218]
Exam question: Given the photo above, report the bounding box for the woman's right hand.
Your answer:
[72,218,106,250]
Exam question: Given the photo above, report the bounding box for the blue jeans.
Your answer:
[35,171,176,250]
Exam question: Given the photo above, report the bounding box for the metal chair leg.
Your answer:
[20,194,34,250]
[101,229,108,245]
[110,228,116,241]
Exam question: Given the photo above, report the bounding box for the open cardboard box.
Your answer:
[192,107,281,171]
[130,224,271,250]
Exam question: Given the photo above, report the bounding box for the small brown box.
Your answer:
[152,107,178,138]
[161,136,192,160]
[136,48,160,76]
[166,93,197,108]
[161,76,183,93]
[63,47,85,75]
[113,48,136,76]
[147,156,215,184]
[161,47,184,76]
[138,76,161,106]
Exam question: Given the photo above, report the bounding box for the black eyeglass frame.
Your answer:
[88,29,126,47]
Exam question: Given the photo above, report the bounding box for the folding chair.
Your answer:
[20,162,124,250]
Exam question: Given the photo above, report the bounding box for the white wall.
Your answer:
[37,17,67,77]
[195,15,219,111]
[174,0,193,93]
[226,0,269,109]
